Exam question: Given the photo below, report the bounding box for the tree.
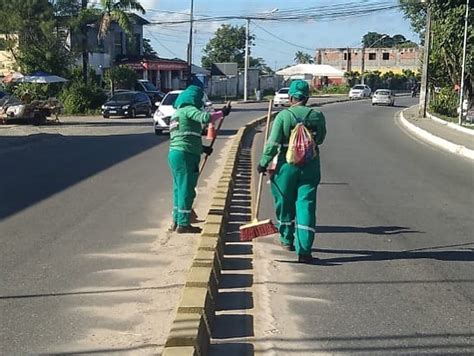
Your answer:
[362,32,416,48]
[143,38,158,57]
[97,0,145,40]
[201,24,254,69]
[0,0,73,76]
[294,51,314,64]
[250,57,273,74]
[399,0,473,93]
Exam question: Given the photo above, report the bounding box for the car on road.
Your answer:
[372,89,395,106]
[349,84,372,99]
[134,79,166,106]
[274,87,290,107]
[153,90,213,135]
[102,91,152,118]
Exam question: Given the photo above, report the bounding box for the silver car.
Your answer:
[372,89,395,106]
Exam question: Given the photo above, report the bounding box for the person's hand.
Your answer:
[221,104,232,117]
[202,145,213,155]
[257,164,267,174]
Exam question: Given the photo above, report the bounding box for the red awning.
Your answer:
[123,60,187,71]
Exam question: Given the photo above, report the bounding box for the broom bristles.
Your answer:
[239,219,278,241]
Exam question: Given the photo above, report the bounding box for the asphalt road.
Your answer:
[253,97,474,355]
[0,104,269,354]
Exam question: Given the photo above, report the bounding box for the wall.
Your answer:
[316,47,421,74]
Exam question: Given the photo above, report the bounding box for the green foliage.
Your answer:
[104,65,138,90]
[429,87,458,117]
[314,84,350,95]
[362,32,416,48]
[249,57,273,74]
[97,0,145,39]
[344,71,360,87]
[0,0,73,76]
[202,25,254,69]
[143,38,158,57]
[294,51,314,64]
[59,81,106,114]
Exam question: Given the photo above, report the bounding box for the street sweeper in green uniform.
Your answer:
[168,85,231,234]
[258,80,326,263]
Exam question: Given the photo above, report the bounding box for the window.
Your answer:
[114,32,123,56]
[343,52,351,60]
[134,34,141,54]
[382,52,389,60]
[369,53,376,60]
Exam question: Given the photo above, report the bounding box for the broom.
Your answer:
[239,100,278,241]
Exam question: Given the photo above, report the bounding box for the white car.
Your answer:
[274,87,290,107]
[153,90,213,135]
[372,89,395,106]
[349,84,372,99]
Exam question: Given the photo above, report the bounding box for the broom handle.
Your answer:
[199,101,231,174]
[254,100,273,221]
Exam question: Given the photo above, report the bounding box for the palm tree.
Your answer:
[294,51,314,64]
[98,0,145,40]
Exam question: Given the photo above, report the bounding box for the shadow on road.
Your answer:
[0,132,165,220]
[316,225,422,235]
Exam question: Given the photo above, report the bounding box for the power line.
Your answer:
[144,29,179,57]
[251,21,315,51]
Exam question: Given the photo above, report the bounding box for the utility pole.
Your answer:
[186,0,194,86]
[419,0,431,118]
[244,18,250,101]
[458,0,469,125]
[361,46,365,84]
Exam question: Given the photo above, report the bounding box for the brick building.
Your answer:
[315,47,421,74]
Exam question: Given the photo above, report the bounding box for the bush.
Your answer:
[429,87,458,118]
[10,82,62,100]
[60,82,106,115]
[313,84,350,95]
[104,65,138,91]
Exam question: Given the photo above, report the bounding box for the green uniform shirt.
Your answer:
[169,106,211,156]
[260,106,327,167]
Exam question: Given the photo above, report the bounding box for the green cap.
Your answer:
[289,80,309,100]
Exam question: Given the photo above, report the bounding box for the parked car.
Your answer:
[274,87,290,107]
[372,89,395,106]
[134,79,166,105]
[349,84,372,99]
[101,91,152,118]
[153,90,213,135]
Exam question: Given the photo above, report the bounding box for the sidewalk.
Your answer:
[400,105,474,160]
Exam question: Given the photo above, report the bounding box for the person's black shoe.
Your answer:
[176,225,202,234]
[281,243,295,251]
[298,254,314,264]
[168,222,177,232]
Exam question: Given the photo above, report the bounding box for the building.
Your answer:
[315,47,421,74]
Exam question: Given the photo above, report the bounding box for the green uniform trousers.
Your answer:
[270,158,321,256]
[168,149,200,226]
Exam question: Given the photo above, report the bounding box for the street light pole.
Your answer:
[186,0,194,86]
[244,18,250,101]
[458,0,469,125]
[360,35,387,85]
[419,0,431,118]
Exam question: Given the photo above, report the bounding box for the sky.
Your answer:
[126,0,419,70]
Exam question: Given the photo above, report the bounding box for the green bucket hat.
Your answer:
[289,80,310,100]
[173,85,204,109]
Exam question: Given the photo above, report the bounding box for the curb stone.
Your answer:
[399,107,474,161]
